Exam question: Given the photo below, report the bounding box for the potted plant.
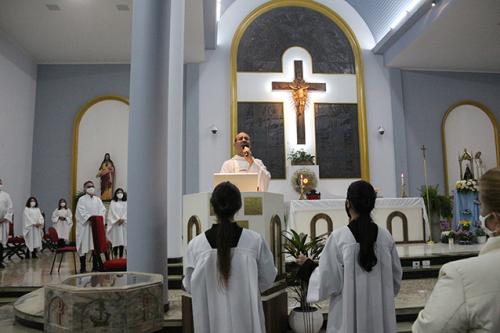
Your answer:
[288,149,315,165]
[282,230,325,333]
[440,230,455,244]
[419,185,453,242]
[475,227,487,244]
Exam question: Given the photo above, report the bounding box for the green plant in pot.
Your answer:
[419,185,452,242]
[288,149,315,165]
[282,229,325,333]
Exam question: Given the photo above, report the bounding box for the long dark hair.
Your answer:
[346,180,378,272]
[112,188,127,202]
[58,198,67,209]
[26,196,38,208]
[210,182,242,287]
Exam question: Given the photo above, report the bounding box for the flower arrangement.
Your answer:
[455,179,477,193]
[455,230,474,244]
[475,227,486,237]
[458,220,471,231]
[288,149,315,165]
[441,230,455,243]
[291,168,318,194]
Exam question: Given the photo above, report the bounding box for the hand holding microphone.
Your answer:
[241,143,254,165]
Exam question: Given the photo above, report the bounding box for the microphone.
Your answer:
[241,143,250,157]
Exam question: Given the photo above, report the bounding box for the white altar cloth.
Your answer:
[288,197,430,242]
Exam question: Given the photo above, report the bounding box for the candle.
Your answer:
[401,173,404,185]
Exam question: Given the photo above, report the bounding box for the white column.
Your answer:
[166,0,185,259]
[127,0,171,306]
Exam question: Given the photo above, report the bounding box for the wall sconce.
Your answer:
[210,125,219,135]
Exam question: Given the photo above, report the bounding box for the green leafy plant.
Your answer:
[475,227,486,237]
[419,185,453,218]
[282,230,325,310]
[288,149,315,165]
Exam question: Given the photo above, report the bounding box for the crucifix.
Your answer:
[272,60,326,144]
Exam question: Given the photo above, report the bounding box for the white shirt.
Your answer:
[106,200,127,247]
[51,208,73,241]
[0,190,13,245]
[75,194,106,256]
[307,226,402,333]
[183,228,277,333]
[23,207,44,252]
[413,235,500,333]
[220,155,271,192]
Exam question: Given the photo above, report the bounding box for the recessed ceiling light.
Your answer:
[116,4,130,11]
[46,4,61,11]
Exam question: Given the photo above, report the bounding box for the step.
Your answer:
[402,265,441,279]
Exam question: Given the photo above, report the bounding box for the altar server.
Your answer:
[107,188,127,258]
[23,196,44,258]
[51,198,73,243]
[183,181,277,333]
[0,178,13,268]
[76,180,106,273]
[297,180,402,333]
[220,132,271,192]
[413,167,500,332]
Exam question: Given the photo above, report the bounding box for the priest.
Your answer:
[76,180,106,273]
[220,132,271,192]
[0,178,13,269]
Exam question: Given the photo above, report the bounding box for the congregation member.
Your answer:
[220,132,271,192]
[0,178,13,269]
[413,167,500,332]
[76,180,106,273]
[51,198,73,244]
[183,181,277,333]
[297,180,402,333]
[107,188,127,258]
[22,196,44,259]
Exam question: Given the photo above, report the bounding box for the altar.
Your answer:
[287,197,430,243]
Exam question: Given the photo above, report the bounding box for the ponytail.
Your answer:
[210,182,242,287]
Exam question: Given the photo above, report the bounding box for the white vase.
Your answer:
[289,307,323,333]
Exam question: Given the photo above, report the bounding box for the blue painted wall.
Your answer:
[31,64,130,216]
[400,70,500,197]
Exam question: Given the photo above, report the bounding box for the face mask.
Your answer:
[60,203,66,208]
[345,200,351,219]
[479,213,495,237]
[117,193,124,199]
[30,201,36,208]
[86,187,95,195]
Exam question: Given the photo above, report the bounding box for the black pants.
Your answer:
[0,244,4,265]
[113,246,124,258]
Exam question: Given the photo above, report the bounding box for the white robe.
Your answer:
[183,229,277,333]
[51,208,73,241]
[22,207,44,252]
[220,155,271,192]
[106,200,127,247]
[307,226,402,333]
[0,190,13,245]
[75,194,106,256]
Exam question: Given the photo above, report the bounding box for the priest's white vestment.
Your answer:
[22,207,44,252]
[307,226,402,333]
[75,194,106,256]
[220,155,271,192]
[0,190,13,245]
[106,200,127,247]
[51,208,73,241]
[183,228,277,333]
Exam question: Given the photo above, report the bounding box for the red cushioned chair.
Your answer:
[90,216,127,272]
[48,227,78,274]
[5,221,27,260]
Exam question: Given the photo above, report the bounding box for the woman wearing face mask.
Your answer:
[296,180,402,333]
[51,198,73,245]
[106,188,127,258]
[23,197,44,259]
[413,167,500,332]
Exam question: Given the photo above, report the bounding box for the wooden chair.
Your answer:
[90,216,127,272]
[47,227,77,274]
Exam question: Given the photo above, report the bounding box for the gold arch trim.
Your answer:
[310,213,333,239]
[70,95,129,240]
[441,100,500,194]
[386,211,409,244]
[269,214,283,276]
[230,0,369,180]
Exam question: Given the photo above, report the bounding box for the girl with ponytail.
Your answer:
[183,182,277,333]
[297,180,402,333]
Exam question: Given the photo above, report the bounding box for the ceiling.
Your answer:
[0,0,206,64]
[386,0,500,72]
